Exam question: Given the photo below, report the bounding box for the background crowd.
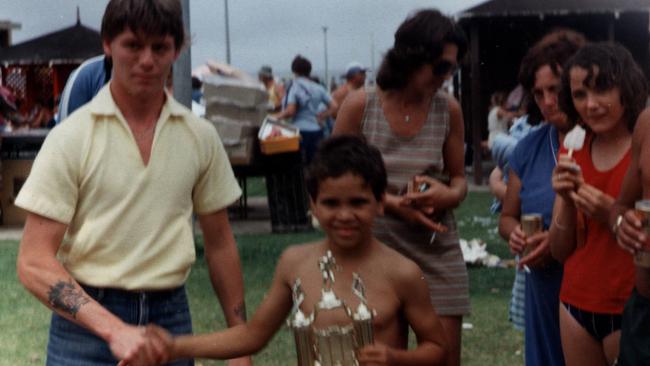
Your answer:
[7,0,650,365]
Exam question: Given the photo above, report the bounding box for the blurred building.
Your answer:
[0,13,101,113]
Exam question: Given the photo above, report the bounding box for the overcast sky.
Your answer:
[1,0,485,79]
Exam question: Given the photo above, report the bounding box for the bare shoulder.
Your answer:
[332,88,368,136]
[344,88,367,109]
[441,92,462,120]
[331,84,347,102]
[276,241,324,275]
[278,242,321,266]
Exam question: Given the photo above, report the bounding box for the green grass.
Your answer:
[245,176,267,197]
[456,192,524,366]
[0,191,523,365]
[0,242,51,365]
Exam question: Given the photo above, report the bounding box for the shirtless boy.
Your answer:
[136,135,448,365]
[609,108,650,365]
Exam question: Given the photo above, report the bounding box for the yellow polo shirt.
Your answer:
[16,84,241,290]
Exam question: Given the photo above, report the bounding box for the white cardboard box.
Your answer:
[203,75,268,109]
[205,102,268,127]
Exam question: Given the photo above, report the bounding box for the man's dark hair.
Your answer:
[306,135,387,201]
[376,8,467,91]
[560,42,648,132]
[518,29,586,125]
[101,0,186,49]
[291,55,312,77]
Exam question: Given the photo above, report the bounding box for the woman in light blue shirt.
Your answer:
[274,55,337,164]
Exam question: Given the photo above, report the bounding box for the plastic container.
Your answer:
[258,117,301,155]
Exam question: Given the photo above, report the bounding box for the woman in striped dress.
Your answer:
[333,9,468,366]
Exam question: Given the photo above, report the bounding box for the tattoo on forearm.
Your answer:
[47,279,90,318]
[234,302,247,321]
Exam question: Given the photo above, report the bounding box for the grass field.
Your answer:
[0,191,524,365]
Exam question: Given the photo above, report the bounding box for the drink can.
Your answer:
[521,214,543,256]
[634,200,650,268]
[521,214,543,237]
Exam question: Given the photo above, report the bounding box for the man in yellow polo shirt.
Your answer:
[15,1,250,365]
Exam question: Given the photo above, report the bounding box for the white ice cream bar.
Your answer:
[563,125,586,157]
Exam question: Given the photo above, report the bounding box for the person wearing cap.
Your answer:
[258,65,285,112]
[331,62,366,118]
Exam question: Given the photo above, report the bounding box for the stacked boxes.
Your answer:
[0,130,47,226]
[202,75,269,166]
[0,159,32,225]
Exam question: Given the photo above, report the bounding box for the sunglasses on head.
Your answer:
[432,60,458,76]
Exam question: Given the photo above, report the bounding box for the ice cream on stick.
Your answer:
[563,125,586,158]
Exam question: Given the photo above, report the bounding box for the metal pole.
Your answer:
[470,24,483,185]
[172,0,194,237]
[322,26,328,90]
[173,0,191,108]
[224,0,231,64]
[370,32,375,84]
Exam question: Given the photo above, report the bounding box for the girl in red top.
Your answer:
[549,42,648,366]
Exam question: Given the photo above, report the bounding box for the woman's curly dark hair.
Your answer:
[518,29,586,125]
[376,9,467,91]
[559,42,648,132]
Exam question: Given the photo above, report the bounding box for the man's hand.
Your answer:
[616,209,648,255]
[357,343,392,365]
[114,324,173,366]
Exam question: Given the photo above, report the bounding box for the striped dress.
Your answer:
[361,88,470,316]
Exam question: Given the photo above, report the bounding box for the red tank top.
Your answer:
[559,134,635,313]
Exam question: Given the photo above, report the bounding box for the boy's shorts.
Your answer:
[618,289,650,366]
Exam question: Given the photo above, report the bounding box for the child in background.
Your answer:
[486,91,516,149]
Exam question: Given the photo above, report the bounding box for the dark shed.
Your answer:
[0,17,102,113]
[456,0,650,183]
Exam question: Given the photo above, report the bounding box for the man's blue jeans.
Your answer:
[46,284,194,365]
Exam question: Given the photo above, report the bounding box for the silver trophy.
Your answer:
[351,273,374,348]
[289,279,317,366]
[288,251,375,366]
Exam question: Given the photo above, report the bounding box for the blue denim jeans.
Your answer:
[46,284,194,366]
